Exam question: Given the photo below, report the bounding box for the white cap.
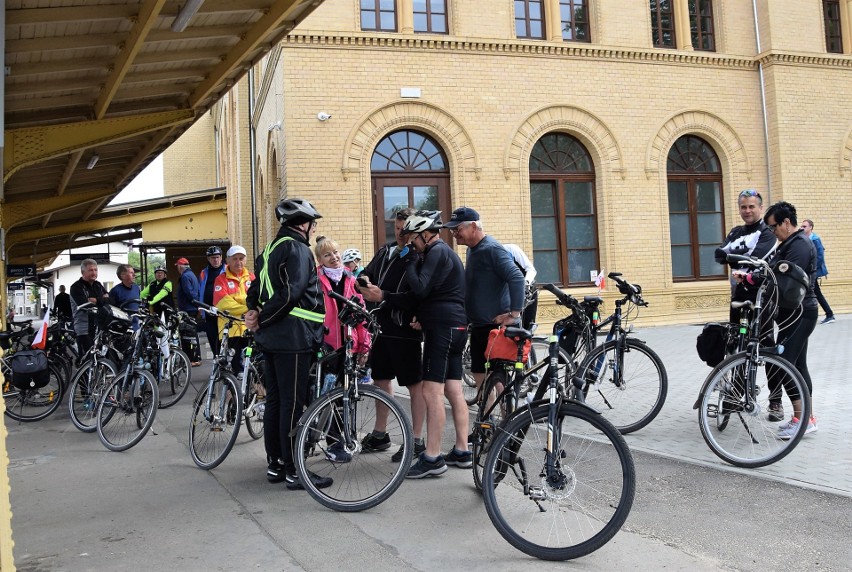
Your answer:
[226,245,247,257]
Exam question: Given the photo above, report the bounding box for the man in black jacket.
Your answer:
[245,198,330,491]
[69,259,109,358]
[715,189,777,322]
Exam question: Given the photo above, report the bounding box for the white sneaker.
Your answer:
[777,417,817,440]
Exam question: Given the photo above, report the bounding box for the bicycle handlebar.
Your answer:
[726,253,770,270]
[192,300,244,323]
[607,272,648,307]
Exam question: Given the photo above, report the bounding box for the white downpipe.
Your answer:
[752,0,773,202]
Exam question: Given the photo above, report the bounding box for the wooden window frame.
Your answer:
[560,0,591,42]
[413,0,449,34]
[361,0,398,32]
[515,0,546,40]
[650,0,677,48]
[824,0,844,54]
[688,0,715,51]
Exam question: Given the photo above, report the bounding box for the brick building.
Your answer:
[170,0,852,325]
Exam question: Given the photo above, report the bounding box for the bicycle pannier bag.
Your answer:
[771,259,809,310]
[485,327,531,364]
[10,349,50,390]
[696,323,727,367]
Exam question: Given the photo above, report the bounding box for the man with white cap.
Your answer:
[213,245,255,371]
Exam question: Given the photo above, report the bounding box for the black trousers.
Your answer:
[263,351,313,473]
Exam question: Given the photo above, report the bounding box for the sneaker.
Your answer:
[191,361,202,367]
[360,431,391,452]
[820,315,836,325]
[777,417,818,440]
[444,447,473,468]
[778,415,818,432]
[391,439,425,462]
[767,402,784,422]
[267,463,287,483]
[285,471,334,490]
[405,454,448,479]
[325,442,352,463]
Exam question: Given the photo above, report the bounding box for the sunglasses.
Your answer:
[767,220,783,231]
[739,189,762,199]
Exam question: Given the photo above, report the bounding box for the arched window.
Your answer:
[667,134,725,280]
[371,130,451,248]
[529,132,598,285]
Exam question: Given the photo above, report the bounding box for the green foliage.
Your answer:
[127,251,165,284]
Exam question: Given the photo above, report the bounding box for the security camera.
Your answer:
[317,112,332,121]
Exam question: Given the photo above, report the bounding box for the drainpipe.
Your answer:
[752,0,773,202]
[248,68,259,257]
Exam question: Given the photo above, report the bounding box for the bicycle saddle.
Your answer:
[503,326,533,341]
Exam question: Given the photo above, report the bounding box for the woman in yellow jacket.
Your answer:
[213,245,255,371]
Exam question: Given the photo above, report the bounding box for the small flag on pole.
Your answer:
[31,308,49,350]
[594,269,606,291]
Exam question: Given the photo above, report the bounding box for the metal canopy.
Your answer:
[2,0,324,267]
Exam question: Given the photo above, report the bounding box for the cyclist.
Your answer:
[245,198,330,491]
[141,265,175,316]
[360,210,467,478]
[341,248,364,277]
[175,257,202,365]
[503,243,538,330]
[69,258,110,357]
[213,246,255,373]
[199,246,226,354]
[108,264,141,330]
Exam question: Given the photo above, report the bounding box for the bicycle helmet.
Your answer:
[206,245,222,256]
[154,265,167,274]
[401,210,442,235]
[771,259,809,310]
[275,198,322,225]
[342,248,362,264]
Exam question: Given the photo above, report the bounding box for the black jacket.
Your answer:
[246,225,325,353]
[363,242,422,341]
[773,229,817,311]
[717,220,776,303]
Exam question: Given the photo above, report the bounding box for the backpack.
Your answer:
[9,350,50,390]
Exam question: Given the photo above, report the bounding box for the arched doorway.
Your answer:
[370,130,451,248]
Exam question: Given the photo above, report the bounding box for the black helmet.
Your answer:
[275,198,322,225]
[401,210,442,235]
[771,259,809,310]
[206,246,222,256]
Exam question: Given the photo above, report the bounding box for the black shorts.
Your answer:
[421,326,467,383]
[469,324,497,374]
[369,336,422,387]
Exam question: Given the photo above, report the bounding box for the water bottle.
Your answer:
[359,367,372,384]
[321,373,337,395]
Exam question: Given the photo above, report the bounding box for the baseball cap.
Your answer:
[226,245,247,257]
[175,257,190,265]
[442,206,480,228]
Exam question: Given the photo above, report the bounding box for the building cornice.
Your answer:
[284,33,852,71]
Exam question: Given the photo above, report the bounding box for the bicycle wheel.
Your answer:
[3,363,64,422]
[97,369,159,452]
[189,372,242,469]
[482,403,635,561]
[462,338,478,406]
[158,349,191,408]
[243,362,265,440]
[697,352,811,468]
[577,338,668,434]
[472,369,510,491]
[68,358,119,432]
[295,385,413,512]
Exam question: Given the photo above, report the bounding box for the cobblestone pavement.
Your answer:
[622,314,851,497]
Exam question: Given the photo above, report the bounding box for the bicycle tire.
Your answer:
[3,362,64,422]
[158,349,191,408]
[97,369,159,452]
[462,338,478,405]
[295,385,413,512]
[482,402,635,561]
[189,372,242,469]
[243,362,265,440]
[472,369,510,491]
[577,338,668,434]
[68,358,119,432]
[697,352,811,468]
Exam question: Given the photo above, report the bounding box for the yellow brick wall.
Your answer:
[212,0,851,326]
[163,113,217,195]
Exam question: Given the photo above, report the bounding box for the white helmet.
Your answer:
[402,210,442,235]
[342,249,362,264]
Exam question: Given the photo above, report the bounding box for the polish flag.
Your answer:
[31,308,49,350]
[595,269,606,291]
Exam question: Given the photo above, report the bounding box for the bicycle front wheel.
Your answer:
[577,338,667,434]
[243,362,265,440]
[97,369,159,452]
[295,385,413,512]
[482,403,635,561]
[158,349,191,408]
[697,352,811,468]
[68,358,119,432]
[3,363,64,422]
[189,372,242,469]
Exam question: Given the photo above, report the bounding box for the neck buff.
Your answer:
[323,266,345,283]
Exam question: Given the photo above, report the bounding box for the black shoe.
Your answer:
[361,431,392,452]
[285,471,333,490]
[444,447,473,468]
[391,439,426,462]
[267,463,287,483]
[405,454,447,479]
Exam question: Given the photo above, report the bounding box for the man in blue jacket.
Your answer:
[176,257,202,365]
[801,219,835,324]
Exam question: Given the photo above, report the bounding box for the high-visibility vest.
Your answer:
[257,236,325,323]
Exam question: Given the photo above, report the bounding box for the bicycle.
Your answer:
[573,273,668,434]
[151,306,192,408]
[2,321,66,422]
[95,305,160,452]
[480,285,635,560]
[294,290,413,512]
[693,254,812,468]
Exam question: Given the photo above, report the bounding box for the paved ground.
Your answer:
[4,315,851,571]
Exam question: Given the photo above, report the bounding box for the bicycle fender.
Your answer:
[507,398,603,422]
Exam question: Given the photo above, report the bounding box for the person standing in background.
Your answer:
[176,257,202,365]
[199,246,226,354]
[800,219,835,324]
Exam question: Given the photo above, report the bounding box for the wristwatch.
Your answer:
[510,311,521,319]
